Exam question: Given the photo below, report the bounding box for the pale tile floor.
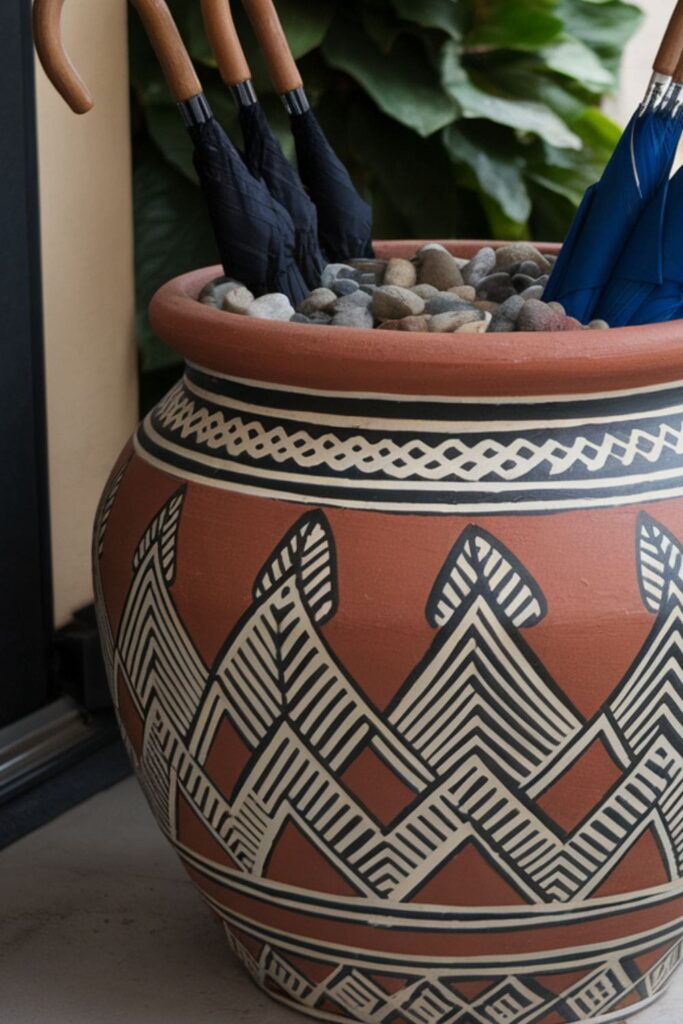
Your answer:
[0,779,679,1023]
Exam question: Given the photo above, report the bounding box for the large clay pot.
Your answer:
[95,242,683,1024]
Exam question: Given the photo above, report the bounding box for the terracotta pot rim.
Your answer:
[149,240,683,399]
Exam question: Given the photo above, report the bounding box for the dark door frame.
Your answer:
[0,0,54,727]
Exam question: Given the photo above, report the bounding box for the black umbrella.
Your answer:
[241,0,374,263]
[201,0,324,288]
[32,0,308,306]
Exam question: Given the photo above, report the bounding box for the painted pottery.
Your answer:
[94,242,683,1024]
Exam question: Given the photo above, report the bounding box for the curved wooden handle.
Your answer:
[32,0,202,112]
[240,0,302,94]
[201,0,251,87]
[655,0,683,76]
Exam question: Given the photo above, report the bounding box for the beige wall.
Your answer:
[609,1,675,125]
[35,0,138,628]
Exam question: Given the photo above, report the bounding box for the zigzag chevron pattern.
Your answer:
[426,526,547,630]
[102,501,683,910]
[222,926,683,1024]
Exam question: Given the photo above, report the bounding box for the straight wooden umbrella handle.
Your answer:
[32,0,202,112]
[201,0,251,87]
[654,0,683,76]
[240,0,303,95]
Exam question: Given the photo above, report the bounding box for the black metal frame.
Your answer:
[0,0,54,727]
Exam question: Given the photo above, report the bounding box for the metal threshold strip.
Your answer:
[0,697,111,805]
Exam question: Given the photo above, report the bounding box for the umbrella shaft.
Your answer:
[283,86,310,116]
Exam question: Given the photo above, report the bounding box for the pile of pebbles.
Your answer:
[199,243,610,333]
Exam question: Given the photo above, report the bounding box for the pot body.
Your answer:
[95,255,683,1024]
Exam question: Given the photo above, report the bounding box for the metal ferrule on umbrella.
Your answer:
[32,0,310,307]
[200,0,325,288]
[239,0,374,264]
[641,1,683,111]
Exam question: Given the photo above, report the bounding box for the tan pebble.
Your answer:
[398,316,431,332]
[474,300,499,313]
[223,285,255,315]
[457,311,493,333]
[547,301,566,315]
[416,248,464,290]
[429,310,483,333]
[377,319,403,331]
[412,284,439,300]
[449,285,476,302]
[297,287,337,315]
[495,243,551,274]
[384,258,417,289]
[588,319,610,330]
[372,285,425,320]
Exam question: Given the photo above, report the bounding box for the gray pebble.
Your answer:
[498,294,525,322]
[333,278,360,296]
[335,290,373,312]
[462,247,496,286]
[536,275,550,289]
[321,263,355,288]
[290,313,311,324]
[199,277,244,308]
[360,284,377,296]
[426,294,475,316]
[519,285,545,302]
[512,274,537,292]
[488,313,517,333]
[519,261,542,279]
[373,285,425,321]
[298,287,337,315]
[337,266,359,280]
[308,312,333,324]
[247,293,295,321]
[517,298,563,333]
[332,308,374,329]
[477,273,516,303]
[588,319,610,330]
[359,273,378,286]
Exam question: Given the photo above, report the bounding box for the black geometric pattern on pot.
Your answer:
[134,374,683,512]
[97,496,683,906]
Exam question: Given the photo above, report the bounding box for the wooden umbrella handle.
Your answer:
[240,0,302,95]
[654,0,683,76]
[32,0,202,112]
[201,0,251,87]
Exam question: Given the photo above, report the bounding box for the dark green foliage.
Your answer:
[130,0,641,368]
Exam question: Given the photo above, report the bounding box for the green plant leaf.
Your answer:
[323,18,457,137]
[391,0,464,40]
[539,37,614,92]
[467,0,564,51]
[443,123,532,223]
[440,41,583,149]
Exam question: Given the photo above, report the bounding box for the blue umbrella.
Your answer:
[201,0,325,289]
[241,0,374,263]
[33,0,309,306]
[595,161,683,327]
[545,4,683,323]
[544,107,682,324]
